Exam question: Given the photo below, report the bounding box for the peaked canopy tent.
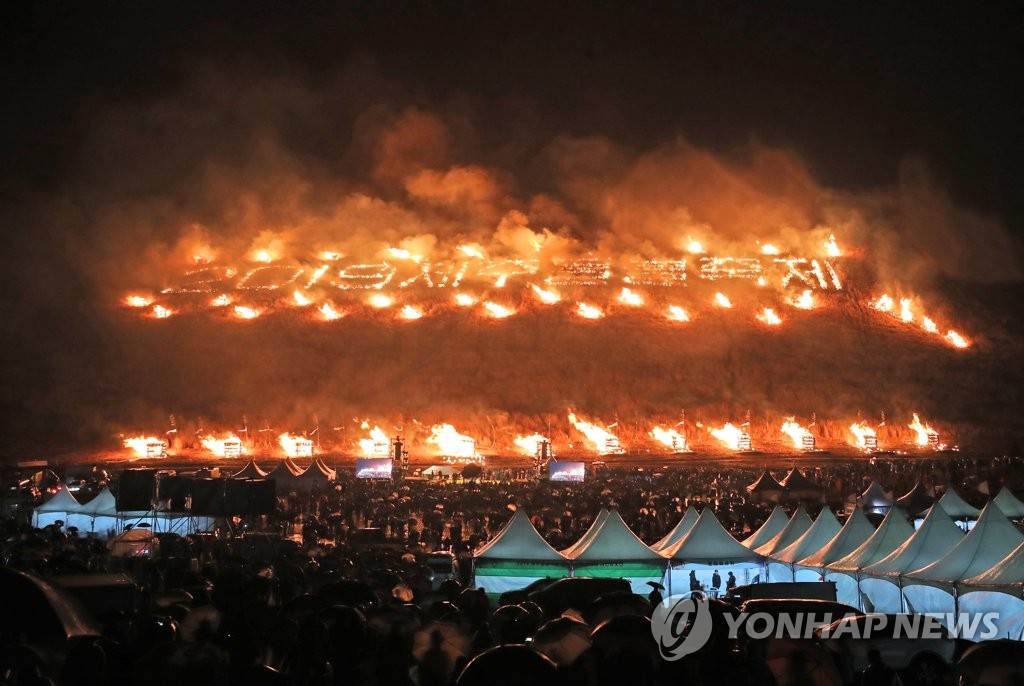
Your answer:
[932,488,982,528]
[746,471,786,503]
[766,508,842,582]
[651,506,700,554]
[904,502,1024,619]
[266,460,302,492]
[33,485,84,529]
[659,508,761,594]
[860,504,966,613]
[295,459,336,488]
[854,481,894,515]
[473,509,570,594]
[755,506,813,558]
[824,508,916,609]
[993,487,1024,519]
[799,507,876,570]
[962,538,1024,639]
[779,469,823,502]
[561,509,666,594]
[232,459,268,479]
[896,482,934,515]
[561,508,609,559]
[742,506,789,550]
[74,488,119,535]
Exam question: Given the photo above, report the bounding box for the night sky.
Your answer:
[1,2,1022,456]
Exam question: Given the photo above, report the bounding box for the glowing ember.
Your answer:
[279,432,314,457]
[211,294,232,307]
[909,413,938,447]
[761,244,780,255]
[483,301,514,318]
[568,412,625,454]
[921,316,938,334]
[426,423,477,458]
[756,307,782,326]
[872,294,894,313]
[123,436,167,459]
[945,330,970,348]
[714,292,732,308]
[665,305,690,322]
[368,294,394,308]
[849,422,876,450]
[454,293,477,307]
[202,434,245,458]
[792,290,815,309]
[293,290,313,306]
[319,302,344,320]
[125,295,152,308]
[899,298,914,323]
[576,302,604,319]
[358,424,391,457]
[781,419,813,450]
[617,287,644,306]
[514,434,549,456]
[151,305,175,319]
[824,234,842,257]
[649,426,688,452]
[233,305,261,320]
[686,239,704,254]
[709,423,745,450]
[531,284,561,304]
[400,305,423,320]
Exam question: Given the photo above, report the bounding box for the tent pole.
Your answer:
[898,575,906,614]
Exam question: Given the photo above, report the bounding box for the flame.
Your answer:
[909,413,937,447]
[358,425,391,457]
[483,301,514,318]
[824,234,842,257]
[123,436,165,458]
[202,434,245,457]
[849,422,876,449]
[211,294,232,307]
[650,426,687,451]
[945,330,970,348]
[400,305,423,320]
[426,423,477,458]
[233,305,261,320]
[279,432,314,457]
[320,250,344,261]
[757,276,767,287]
[756,307,782,326]
[514,434,549,456]
[792,290,815,310]
[253,249,275,264]
[761,244,780,255]
[151,305,175,319]
[709,423,745,450]
[293,290,312,306]
[454,293,477,307]
[576,302,604,319]
[617,287,644,306]
[319,302,344,320]
[899,298,914,323]
[387,247,421,262]
[494,274,508,288]
[781,419,812,449]
[665,305,690,322]
[368,293,393,308]
[458,244,485,259]
[686,239,704,254]
[872,294,894,313]
[568,412,623,454]
[921,316,938,334]
[125,295,152,308]
[714,292,732,308]
[531,284,561,304]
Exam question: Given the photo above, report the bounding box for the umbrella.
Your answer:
[0,567,100,643]
[531,616,592,666]
[365,604,422,638]
[412,621,469,664]
[585,591,652,625]
[456,644,558,686]
[959,640,1024,685]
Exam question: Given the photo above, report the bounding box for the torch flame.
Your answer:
[824,234,842,257]
[921,316,938,334]
[426,423,477,458]
[617,287,644,306]
[123,436,165,459]
[454,293,477,307]
[400,305,423,320]
[531,284,561,304]
[458,244,485,259]
[792,290,815,310]
[293,290,313,306]
[908,413,937,447]
[278,432,313,457]
[211,294,232,307]
[576,302,604,319]
[358,425,391,457]
[945,330,970,348]
[387,247,421,262]
[568,413,624,454]
[849,422,876,449]
[151,305,175,319]
[665,305,690,322]
[650,426,687,452]
[714,293,732,308]
[126,295,152,308]
[514,434,549,456]
[368,293,394,308]
[202,434,245,457]
[686,239,704,254]
[319,302,344,320]
[756,307,782,326]
[253,249,275,264]
[781,419,812,450]
[709,423,745,450]
[233,305,261,320]
[872,294,894,313]
[494,274,508,288]
[899,298,914,323]
[761,244,780,255]
[483,302,514,318]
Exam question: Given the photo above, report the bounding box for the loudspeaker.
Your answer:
[190,478,225,516]
[223,479,250,515]
[116,469,157,511]
[248,479,277,515]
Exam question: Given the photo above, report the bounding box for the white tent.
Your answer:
[855,481,893,515]
[965,538,1024,589]
[33,485,83,529]
[799,507,876,570]
[767,508,842,582]
[562,509,666,594]
[659,508,761,595]
[473,510,569,594]
[934,487,981,523]
[824,508,916,609]
[742,506,789,550]
[108,528,159,557]
[651,506,700,553]
[993,487,1024,519]
[961,539,1024,638]
[561,508,609,559]
[74,488,119,536]
[755,505,813,557]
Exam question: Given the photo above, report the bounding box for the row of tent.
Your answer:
[232,457,336,484]
[33,486,215,536]
[746,468,824,500]
[473,484,1024,637]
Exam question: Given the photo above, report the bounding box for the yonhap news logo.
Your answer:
[651,595,1001,661]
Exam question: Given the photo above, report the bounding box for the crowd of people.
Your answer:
[0,454,1016,685]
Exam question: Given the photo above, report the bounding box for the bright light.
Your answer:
[761,244,780,255]
[665,305,690,322]
[454,293,477,307]
[617,287,644,306]
[824,234,842,257]
[576,302,604,319]
[483,302,514,319]
[233,305,261,320]
[792,290,815,310]
[125,295,152,308]
[400,305,423,320]
[945,330,970,349]
[151,305,175,319]
[686,239,704,254]
[757,307,782,326]
[368,293,394,308]
[293,290,312,306]
[319,302,344,320]
[714,292,732,308]
[531,285,560,304]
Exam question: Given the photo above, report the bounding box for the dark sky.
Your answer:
[2,2,1023,456]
